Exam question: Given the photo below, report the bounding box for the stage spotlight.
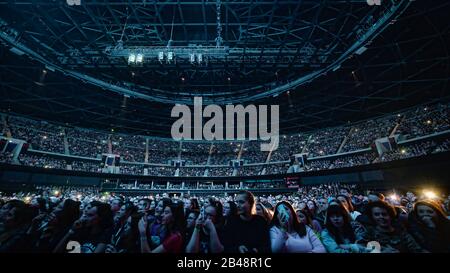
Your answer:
[423,190,437,199]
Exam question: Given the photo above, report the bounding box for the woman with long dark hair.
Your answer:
[30,199,80,252]
[186,200,224,253]
[139,202,185,253]
[54,201,114,253]
[336,194,361,221]
[270,201,326,253]
[321,204,367,253]
[296,207,322,234]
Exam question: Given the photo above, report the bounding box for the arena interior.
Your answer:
[0,0,449,255]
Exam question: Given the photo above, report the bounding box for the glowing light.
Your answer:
[128,54,136,63]
[423,190,437,199]
[401,149,406,154]
[389,194,399,201]
[53,190,60,196]
[24,196,31,203]
[167,52,174,61]
[77,194,82,200]
[426,120,432,125]
[136,54,143,63]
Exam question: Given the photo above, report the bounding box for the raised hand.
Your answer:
[138,216,148,236]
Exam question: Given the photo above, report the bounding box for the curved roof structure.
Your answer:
[0,0,449,136]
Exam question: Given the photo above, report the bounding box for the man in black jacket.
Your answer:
[222,190,270,253]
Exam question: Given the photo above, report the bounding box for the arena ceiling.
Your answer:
[0,0,449,137]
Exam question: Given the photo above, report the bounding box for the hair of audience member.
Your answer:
[34,197,48,212]
[339,187,352,196]
[190,198,200,211]
[365,200,397,225]
[238,190,256,215]
[337,194,356,212]
[58,199,81,228]
[324,204,356,244]
[207,199,224,227]
[368,191,385,201]
[306,199,317,213]
[225,201,238,218]
[122,201,137,215]
[185,210,199,225]
[4,200,33,229]
[165,202,185,236]
[256,202,273,223]
[270,201,306,237]
[89,201,114,230]
[297,207,314,227]
[413,199,450,227]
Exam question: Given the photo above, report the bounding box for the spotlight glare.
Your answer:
[423,190,437,199]
[389,194,399,201]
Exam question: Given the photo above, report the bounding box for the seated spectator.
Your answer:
[270,201,326,253]
[321,204,367,253]
[27,199,80,252]
[357,201,425,253]
[185,210,199,245]
[186,200,224,253]
[137,198,151,216]
[223,201,238,226]
[256,203,273,224]
[54,201,113,253]
[407,200,450,253]
[315,197,328,226]
[296,207,322,234]
[109,196,124,219]
[105,213,141,253]
[222,191,270,253]
[138,202,185,253]
[0,201,33,252]
[337,194,361,221]
[111,202,136,244]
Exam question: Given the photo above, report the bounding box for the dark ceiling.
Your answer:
[0,0,449,137]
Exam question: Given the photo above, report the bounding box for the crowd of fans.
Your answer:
[304,128,348,157]
[270,135,307,162]
[18,154,67,170]
[1,102,449,177]
[0,183,448,253]
[8,120,65,154]
[1,136,449,177]
[397,104,450,139]
[375,138,450,163]
[342,116,399,153]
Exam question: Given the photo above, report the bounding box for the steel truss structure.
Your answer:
[0,0,449,136]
